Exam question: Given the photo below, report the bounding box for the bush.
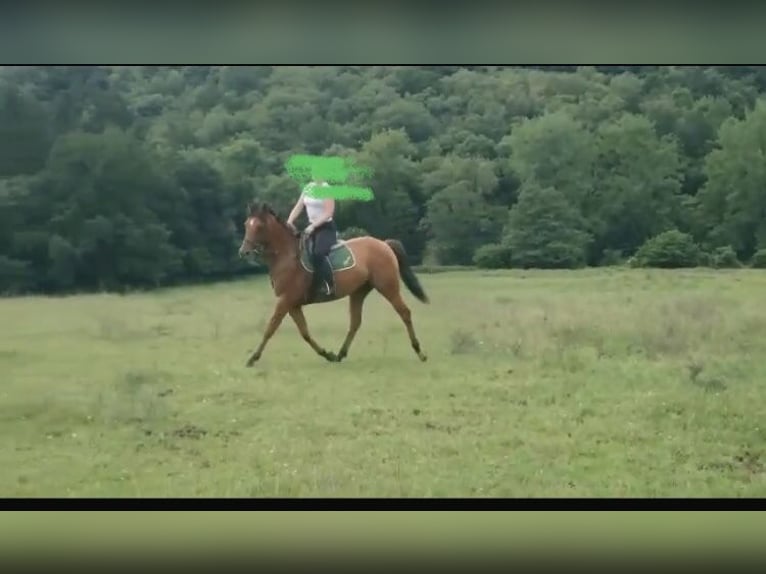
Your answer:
[633,230,702,268]
[710,246,741,268]
[473,243,513,269]
[751,249,766,268]
[0,255,31,295]
[339,226,368,240]
[696,251,713,267]
[600,249,625,266]
[504,184,591,269]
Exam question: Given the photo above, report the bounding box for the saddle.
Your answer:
[298,234,355,274]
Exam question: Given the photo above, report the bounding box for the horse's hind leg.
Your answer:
[380,286,427,362]
[337,284,373,362]
[289,306,337,362]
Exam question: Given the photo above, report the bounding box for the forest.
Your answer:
[2,65,766,295]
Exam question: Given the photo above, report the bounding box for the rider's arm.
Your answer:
[286,194,305,226]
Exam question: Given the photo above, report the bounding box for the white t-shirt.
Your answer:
[302,182,332,224]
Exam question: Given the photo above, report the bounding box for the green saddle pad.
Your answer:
[300,240,356,273]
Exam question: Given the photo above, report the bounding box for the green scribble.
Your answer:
[286,154,374,201]
[305,184,374,201]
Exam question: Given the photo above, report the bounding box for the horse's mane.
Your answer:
[248,200,294,236]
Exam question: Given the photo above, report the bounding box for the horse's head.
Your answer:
[239,201,272,258]
[238,201,297,259]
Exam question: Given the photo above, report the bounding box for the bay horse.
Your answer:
[237,201,429,366]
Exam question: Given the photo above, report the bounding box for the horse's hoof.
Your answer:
[419,353,428,362]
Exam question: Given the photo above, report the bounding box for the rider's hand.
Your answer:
[305,223,316,236]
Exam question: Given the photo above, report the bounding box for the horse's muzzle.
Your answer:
[239,241,261,259]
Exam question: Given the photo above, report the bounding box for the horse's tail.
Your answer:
[385,239,429,304]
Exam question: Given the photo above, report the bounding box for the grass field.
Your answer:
[2,268,766,497]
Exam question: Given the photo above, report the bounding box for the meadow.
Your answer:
[2,268,766,497]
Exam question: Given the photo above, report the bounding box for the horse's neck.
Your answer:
[264,233,305,294]
[275,229,299,259]
[264,227,300,271]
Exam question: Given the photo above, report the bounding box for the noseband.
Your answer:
[242,237,270,258]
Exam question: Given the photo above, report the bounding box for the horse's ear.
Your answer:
[248,201,263,216]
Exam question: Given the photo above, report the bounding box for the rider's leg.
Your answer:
[312,224,336,296]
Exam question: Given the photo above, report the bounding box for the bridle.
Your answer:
[239,210,306,262]
[240,236,273,261]
[239,218,270,260]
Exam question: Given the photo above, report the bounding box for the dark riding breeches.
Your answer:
[310,220,338,296]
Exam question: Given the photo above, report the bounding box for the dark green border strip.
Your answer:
[0,511,764,554]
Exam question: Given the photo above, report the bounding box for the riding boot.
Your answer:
[320,256,335,297]
[308,259,322,301]
[309,255,332,301]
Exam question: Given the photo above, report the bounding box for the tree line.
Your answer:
[2,65,766,295]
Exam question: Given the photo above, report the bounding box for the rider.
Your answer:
[286,177,337,299]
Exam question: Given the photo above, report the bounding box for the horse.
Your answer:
[237,201,429,367]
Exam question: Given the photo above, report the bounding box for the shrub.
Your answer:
[339,226,368,240]
[751,249,766,269]
[633,230,702,268]
[473,243,513,269]
[600,249,625,266]
[0,255,31,295]
[696,250,713,267]
[504,184,590,269]
[710,246,741,269]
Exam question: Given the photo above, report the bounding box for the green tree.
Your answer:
[6,65,766,294]
[0,82,53,177]
[589,113,684,262]
[696,99,766,258]
[32,127,184,289]
[504,110,597,210]
[171,156,244,278]
[338,130,424,257]
[371,98,437,143]
[421,156,505,264]
[424,184,506,265]
[504,184,591,269]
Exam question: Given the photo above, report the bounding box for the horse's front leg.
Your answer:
[246,298,289,367]
[289,306,337,362]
